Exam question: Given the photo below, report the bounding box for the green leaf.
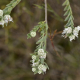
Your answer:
[62,0,67,6]
[3,0,21,15]
[64,5,69,11]
[63,0,74,28]
[65,14,70,21]
[64,10,69,16]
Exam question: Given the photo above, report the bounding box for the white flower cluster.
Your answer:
[30,31,36,37]
[38,49,46,59]
[0,9,13,27]
[31,49,47,74]
[32,55,39,67]
[38,64,47,74]
[32,63,47,74]
[62,26,80,41]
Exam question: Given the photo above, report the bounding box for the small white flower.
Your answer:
[77,26,80,31]
[0,9,3,16]
[66,27,72,34]
[38,70,42,74]
[30,31,36,37]
[40,53,46,59]
[38,49,46,59]
[38,49,44,53]
[62,27,72,38]
[0,20,4,27]
[62,28,68,34]
[42,65,47,72]
[32,68,36,72]
[38,64,43,70]
[73,26,80,38]
[69,35,75,41]
[38,64,47,73]
[62,27,72,34]
[4,15,13,23]
[38,49,44,56]
[32,55,36,60]
[73,27,79,37]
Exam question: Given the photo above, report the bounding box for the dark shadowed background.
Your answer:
[0,0,80,80]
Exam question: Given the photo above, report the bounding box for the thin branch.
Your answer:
[44,0,48,50]
[48,28,62,59]
[45,0,47,24]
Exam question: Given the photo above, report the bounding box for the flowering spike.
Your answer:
[62,0,80,41]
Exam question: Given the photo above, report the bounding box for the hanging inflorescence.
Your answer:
[27,21,49,74]
[62,0,80,41]
[0,0,21,27]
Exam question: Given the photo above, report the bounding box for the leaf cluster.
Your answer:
[62,0,74,28]
[35,22,48,51]
[27,21,48,52]
[3,0,21,15]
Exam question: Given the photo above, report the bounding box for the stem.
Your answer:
[44,0,48,50]
[45,0,47,24]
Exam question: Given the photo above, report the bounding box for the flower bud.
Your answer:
[30,31,36,37]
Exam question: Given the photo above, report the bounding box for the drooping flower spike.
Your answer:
[27,21,49,74]
[0,0,21,27]
[62,0,80,41]
[0,11,13,27]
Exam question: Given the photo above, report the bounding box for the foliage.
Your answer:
[62,0,74,28]
[27,21,48,51]
[27,21,49,74]
[3,0,21,15]
[62,0,80,41]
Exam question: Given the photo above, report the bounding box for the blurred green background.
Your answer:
[0,0,80,80]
